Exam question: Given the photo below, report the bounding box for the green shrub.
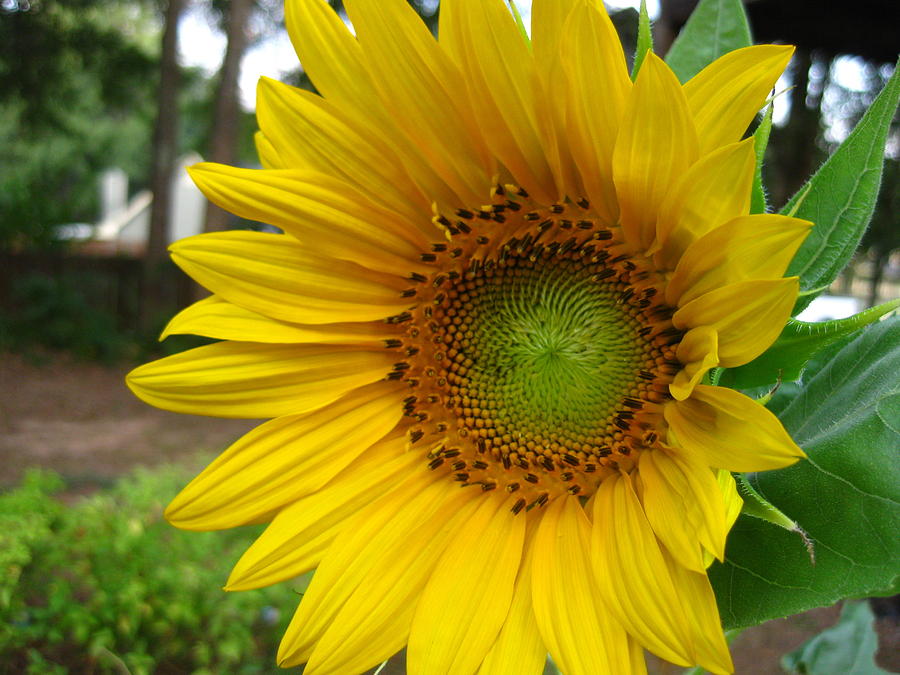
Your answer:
[0,272,131,363]
[1,465,307,674]
[0,270,217,364]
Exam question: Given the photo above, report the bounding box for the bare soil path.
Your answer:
[0,351,255,489]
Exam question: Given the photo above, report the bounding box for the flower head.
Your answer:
[127,1,811,673]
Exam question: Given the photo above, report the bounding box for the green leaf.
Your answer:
[782,601,889,675]
[719,300,899,389]
[506,0,530,46]
[785,62,900,315]
[735,473,813,558]
[664,0,752,83]
[750,103,773,214]
[631,0,653,81]
[709,317,900,629]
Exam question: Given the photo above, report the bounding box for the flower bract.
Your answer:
[127,1,812,673]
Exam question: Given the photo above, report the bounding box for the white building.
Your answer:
[87,154,207,255]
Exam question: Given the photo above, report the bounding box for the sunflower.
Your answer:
[127,0,811,673]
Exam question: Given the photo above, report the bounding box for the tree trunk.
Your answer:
[768,50,824,210]
[142,0,185,331]
[202,0,253,233]
[867,247,888,308]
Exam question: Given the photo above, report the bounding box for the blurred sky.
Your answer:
[177,0,868,131]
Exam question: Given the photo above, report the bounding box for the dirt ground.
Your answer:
[0,351,256,490]
[1,351,896,674]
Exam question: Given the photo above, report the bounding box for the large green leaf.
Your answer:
[782,601,889,675]
[718,300,899,389]
[784,63,900,315]
[709,317,900,629]
[664,0,751,83]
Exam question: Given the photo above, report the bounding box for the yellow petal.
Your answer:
[592,472,694,667]
[226,437,415,590]
[478,522,547,675]
[670,325,719,401]
[672,277,799,367]
[532,496,644,675]
[685,45,794,155]
[188,165,430,274]
[529,0,584,203]
[284,0,378,116]
[535,70,584,209]
[561,0,632,226]
[664,384,806,471]
[168,230,412,325]
[655,139,755,271]
[161,295,398,346]
[660,549,734,675]
[408,493,526,674]
[442,0,557,203]
[303,489,483,675]
[638,448,728,571]
[719,469,743,534]
[255,77,430,222]
[284,0,467,208]
[531,0,577,76]
[277,476,473,668]
[126,341,395,419]
[163,380,404,529]
[345,0,494,205]
[436,0,464,63]
[703,468,744,568]
[667,214,813,306]
[254,131,282,169]
[614,52,699,252]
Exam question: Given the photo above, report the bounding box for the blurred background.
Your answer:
[0,0,897,672]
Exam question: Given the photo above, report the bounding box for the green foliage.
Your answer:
[734,472,805,535]
[0,263,216,363]
[0,0,220,251]
[664,0,752,83]
[0,1,159,250]
[506,0,529,45]
[0,272,133,363]
[0,464,303,674]
[785,62,900,315]
[750,103,774,215]
[719,300,899,389]
[782,601,889,675]
[709,317,900,629]
[0,472,64,614]
[0,1,158,130]
[0,95,154,251]
[630,0,653,81]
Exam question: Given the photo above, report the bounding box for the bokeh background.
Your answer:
[1,0,897,672]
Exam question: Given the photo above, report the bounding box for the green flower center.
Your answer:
[440,254,646,452]
[393,192,680,508]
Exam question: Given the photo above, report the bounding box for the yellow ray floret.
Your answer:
[163,383,405,530]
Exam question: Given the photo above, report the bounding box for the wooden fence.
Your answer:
[0,253,193,332]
